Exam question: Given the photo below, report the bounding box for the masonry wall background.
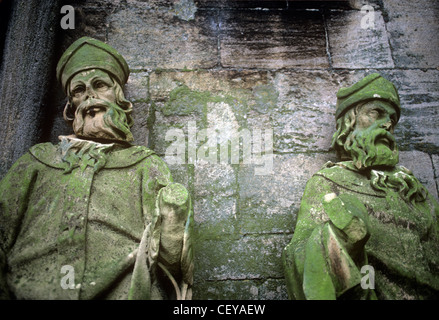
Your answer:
[1,0,438,299]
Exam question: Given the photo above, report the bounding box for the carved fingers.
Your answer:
[323,193,370,246]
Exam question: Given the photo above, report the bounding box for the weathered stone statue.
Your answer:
[283,73,439,300]
[0,37,194,300]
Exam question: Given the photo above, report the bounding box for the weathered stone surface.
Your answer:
[327,10,394,69]
[150,70,270,101]
[193,195,238,239]
[194,234,290,281]
[399,151,438,200]
[381,69,439,153]
[259,278,288,300]
[107,3,218,70]
[347,0,382,10]
[2,0,438,301]
[219,9,328,69]
[125,72,150,102]
[131,102,151,146]
[194,160,237,197]
[383,0,439,69]
[193,277,288,300]
[0,0,60,180]
[149,70,273,158]
[270,70,340,153]
[193,279,260,300]
[237,153,337,234]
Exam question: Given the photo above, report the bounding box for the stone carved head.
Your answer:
[331,73,401,170]
[56,37,134,142]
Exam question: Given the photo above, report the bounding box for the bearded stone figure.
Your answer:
[0,37,194,300]
[283,73,439,300]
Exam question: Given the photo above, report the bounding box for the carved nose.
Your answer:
[86,87,97,99]
[381,121,392,131]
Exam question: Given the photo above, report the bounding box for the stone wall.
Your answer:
[1,0,438,299]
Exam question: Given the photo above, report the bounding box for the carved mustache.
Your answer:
[372,129,396,150]
[74,98,114,118]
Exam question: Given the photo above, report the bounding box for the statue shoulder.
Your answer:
[312,161,383,197]
[108,146,172,185]
[28,142,64,168]
[313,161,359,181]
[106,144,156,168]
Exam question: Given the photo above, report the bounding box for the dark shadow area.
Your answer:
[0,0,13,72]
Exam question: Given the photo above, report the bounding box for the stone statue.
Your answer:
[0,37,194,300]
[283,73,439,300]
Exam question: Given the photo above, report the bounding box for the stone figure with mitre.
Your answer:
[283,74,439,299]
[0,37,194,300]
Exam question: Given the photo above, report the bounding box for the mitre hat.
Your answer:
[56,37,130,93]
[335,73,401,122]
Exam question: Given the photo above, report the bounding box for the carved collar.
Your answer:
[29,137,155,170]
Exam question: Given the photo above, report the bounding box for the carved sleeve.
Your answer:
[283,174,372,300]
[0,153,39,299]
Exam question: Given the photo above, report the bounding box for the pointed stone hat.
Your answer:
[335,73,401,122]
[56,37,130,93]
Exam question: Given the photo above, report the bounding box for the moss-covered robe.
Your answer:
[0,140,192,299]
[283,161,439,300]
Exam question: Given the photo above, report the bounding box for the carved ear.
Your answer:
[63,101,75,125]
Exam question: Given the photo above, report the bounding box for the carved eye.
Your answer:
[368,109,379,118]
[94,80,109,90]
[72,85,85,97]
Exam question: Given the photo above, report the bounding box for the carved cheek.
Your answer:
[98,88,117,104]
[357,114,373,130]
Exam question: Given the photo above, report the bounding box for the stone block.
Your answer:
[107,3,218,70]
[380,69,439,154]
[237,152,337,234]
[383,0,439,69]
[167,161,192,191]
[399,151,438,200]
[219,9,328,69]
[326,10,394,69]
[193,279,260,300]
[193,278,288,300]
[194,234,291,281]
[149,70,270,101]
[149,70,275,164]
[125,72,150,102]
[194,160,237,197]
[258,278,288,300]
[270,70,341,153]
[131,102,151,146]
[193,195,238,239]
[151,110,197,156]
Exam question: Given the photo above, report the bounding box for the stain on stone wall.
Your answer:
[1,0,438,300]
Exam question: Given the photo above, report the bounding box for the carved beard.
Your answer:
[346,128,399,170]
[72,98,134,143]
[343,128,427,203]
[370,167,427,203]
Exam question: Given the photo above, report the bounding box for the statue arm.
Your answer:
[283,174,371,300]
[0,152,39,299]
[157,183,194,299]
[143,155,193,299]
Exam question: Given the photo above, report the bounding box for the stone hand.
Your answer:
[157,183,190,272]
[323,193,370,248]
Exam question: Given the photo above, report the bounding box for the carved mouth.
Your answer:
[375,132,396,150]
[77,99,110,117]
[377,137,390,146]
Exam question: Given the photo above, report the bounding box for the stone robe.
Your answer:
[0,140,193,300]
[283,161,439,300]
